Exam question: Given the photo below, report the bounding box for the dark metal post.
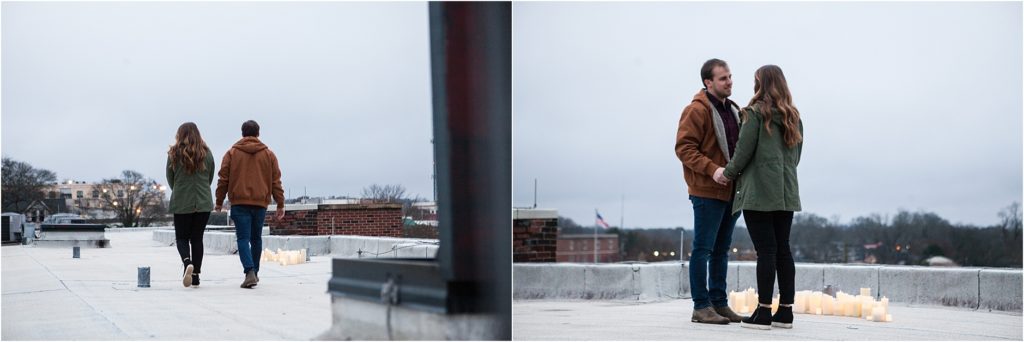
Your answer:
[430,1,511,337]
[137,266,150,288]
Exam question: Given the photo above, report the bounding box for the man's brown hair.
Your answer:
[242,120,260,137]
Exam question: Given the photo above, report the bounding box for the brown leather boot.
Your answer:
[691,307,730,324]
[714,306,744,323]
[240,270,257,288]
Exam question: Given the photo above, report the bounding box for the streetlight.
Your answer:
[653,250,659,257]
[670,251,676,257]
[112,201,119,207]
[733,248,738,253]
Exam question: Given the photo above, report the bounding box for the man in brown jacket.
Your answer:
[215,120,285,289]
[675,58,745,324]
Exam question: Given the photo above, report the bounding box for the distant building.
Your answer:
[557,234,620,263]
[42,179,166,219]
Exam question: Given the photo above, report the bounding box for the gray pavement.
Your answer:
[513,299,1023,340]
[2,231,333,340]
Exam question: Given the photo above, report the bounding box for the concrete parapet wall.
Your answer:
[153,229,437,259]
[879,266,979,308]
[980,269,1023,311]
[514,261,1022,312]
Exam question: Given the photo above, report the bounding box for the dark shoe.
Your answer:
[741,306,773,330]
[191,273,200,287]
[691,307,730,324]
[714,306,744,323]
[255,272,259,283]
[772,305,793,328]
[240,271,257,288]
[182,264,194,288]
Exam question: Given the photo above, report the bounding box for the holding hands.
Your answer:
[713,167,730,185]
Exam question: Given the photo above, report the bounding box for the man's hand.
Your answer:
[275,209,285,221]
[215,205,222,212]
[713,167,730,185]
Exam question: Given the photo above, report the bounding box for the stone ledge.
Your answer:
[513,262,1023,312]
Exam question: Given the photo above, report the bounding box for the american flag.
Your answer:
[595,210,611,229]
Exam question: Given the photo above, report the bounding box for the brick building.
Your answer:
[513,208,558,262]
[556,234,620,263]
[265,203,403,237]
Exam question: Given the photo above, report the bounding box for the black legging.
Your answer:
[743,210,795,305]
[174,212,210,273]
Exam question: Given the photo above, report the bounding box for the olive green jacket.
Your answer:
[723,107,803,215]
[166,147,215,214]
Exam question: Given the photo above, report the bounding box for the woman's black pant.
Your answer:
[743,210,795,305]
[174,212,210,274]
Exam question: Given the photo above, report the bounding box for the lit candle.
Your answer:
[862,298,874,319]
[735,292,746,313]
[794,292,805,313]
[746,289,756,312]
[885,314,892,322]
[822,296,833,316]
[871,306,885,322]
[860,287,871,297]
[811,292,822,314]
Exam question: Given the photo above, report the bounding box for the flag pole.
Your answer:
[594,209,598,263]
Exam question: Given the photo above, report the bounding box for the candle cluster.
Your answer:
[260,248,307,266]
[728,287,892,322]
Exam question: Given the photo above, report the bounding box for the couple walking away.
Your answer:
[165,120,285,289]
[676,58,804,330]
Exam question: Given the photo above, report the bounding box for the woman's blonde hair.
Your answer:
[167,122,209,174]
[748,65,802,147]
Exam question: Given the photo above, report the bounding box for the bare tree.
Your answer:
[91,170,167,227]
[361,184,407,203]
[1,157,57,213]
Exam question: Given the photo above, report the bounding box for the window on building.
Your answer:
[92,190,99,199]
[77,191,84,199]
[117,190,124,198]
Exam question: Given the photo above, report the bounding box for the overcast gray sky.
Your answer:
[2,2,435,201]
[513,2,1023,228]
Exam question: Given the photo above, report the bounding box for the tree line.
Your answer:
[558,204,1022,268]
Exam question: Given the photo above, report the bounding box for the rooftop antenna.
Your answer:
[533,178,537,209]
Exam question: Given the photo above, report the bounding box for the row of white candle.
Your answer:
[728,287,892,322]
[260,248,307,266]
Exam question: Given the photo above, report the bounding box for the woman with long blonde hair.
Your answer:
[166,122,215,288]
[713,65,804,330]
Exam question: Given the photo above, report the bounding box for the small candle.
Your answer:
[861,298,873,319]
[885,314,892,322]
[811,292,822,314]
[871,306,885,322]
[822,297,833,316]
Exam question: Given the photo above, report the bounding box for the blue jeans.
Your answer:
[231,205,266,275]
[688,195,740,310]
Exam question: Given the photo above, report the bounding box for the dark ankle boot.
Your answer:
[772,305,793,328]
[740,305,773,330]
[182,259,193,288]
[191,273,200,287]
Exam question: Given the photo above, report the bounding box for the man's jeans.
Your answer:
[231,205,266,275]
[688,195,740,310]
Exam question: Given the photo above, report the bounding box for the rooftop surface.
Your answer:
[513,299,1023,340]
[2,230,333,340]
